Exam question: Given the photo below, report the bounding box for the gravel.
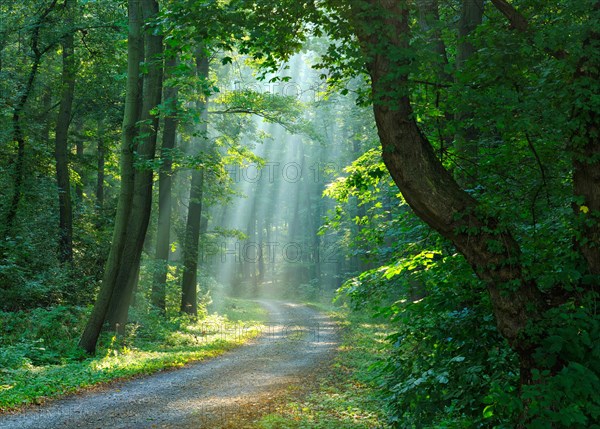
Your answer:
[0,300,338,429]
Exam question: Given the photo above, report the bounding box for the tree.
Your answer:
[79,0,163,352]
[3,0,59,240]
[54,0,77,264]
[180,50,209,316]
[151,55,179,313]
[342,0,599,401]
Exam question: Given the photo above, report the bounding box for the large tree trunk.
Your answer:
[105,0,163,330]
[54,0,76,264]
[572,3,600,279]
[180,51,209,316]
[151,56,179,313]
[79,0,144,353]
[353,0,546,385]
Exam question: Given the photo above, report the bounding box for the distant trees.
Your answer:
[0,0,124,308]
[229,0,599,424]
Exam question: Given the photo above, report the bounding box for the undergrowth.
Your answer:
[0,297,266,412]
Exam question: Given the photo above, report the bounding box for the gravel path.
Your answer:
[0,300,338,429]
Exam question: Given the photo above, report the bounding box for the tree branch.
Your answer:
[490,0,567,59]
[490,0,528,32]
[208,108,301,134]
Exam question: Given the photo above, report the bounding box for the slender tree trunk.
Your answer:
[96,118,105,216]
[416,0,453,158]
[180,51,209,316]
[180,170,205,314]
[3,0,58,239]
[75,122,84,203]
[257,216,265,285]
[79,0,144,353]
[352,0,546,385]
[54,0,76,263]
[105,0,163,330]
[247,193,257,292]
[454,0,484,186]
[41,87,53,144]
[416,0,450,80]
[151,56,179,313]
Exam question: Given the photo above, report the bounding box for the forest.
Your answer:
[0,0,599,428]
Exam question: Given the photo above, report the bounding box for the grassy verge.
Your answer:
[0,297,266,413]
[250,307,391,429]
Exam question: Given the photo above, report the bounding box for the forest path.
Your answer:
[0,300,339,429]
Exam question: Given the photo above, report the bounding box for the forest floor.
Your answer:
[0,300,340,428]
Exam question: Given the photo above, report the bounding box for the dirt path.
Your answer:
[0,301,338,429]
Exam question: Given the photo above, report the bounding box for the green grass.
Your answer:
[209,297,269,322]
[252,308,391,429]
[0,297,266,412]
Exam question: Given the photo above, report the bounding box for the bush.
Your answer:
[342,253,519,428]
[0,306,89,368]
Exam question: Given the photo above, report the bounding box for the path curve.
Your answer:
[0,301,338,429]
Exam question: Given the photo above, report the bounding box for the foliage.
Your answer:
[0,298,266,412]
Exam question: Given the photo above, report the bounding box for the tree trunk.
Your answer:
[454,0,484,186]
[247,192,257,292]
[3,0,58,239]
[416,0,450,80]
[180,51,209,316]
[257,215,265,286]
[79,0,144,353]
[96,118,105,216]
[572,3,600,279]
[54,0,76,263]
[353,0,546,385]
[152,55,179,313]
[105,0,163,330]
[75,122,84,203]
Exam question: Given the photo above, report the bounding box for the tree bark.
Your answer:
[54,0,76,263]
[416,0,450,80]
[79,0,144,353]
[454,0,484,186]
[572,2,600,279]
[96,118,105,216]
[180,51,209,316]
[151,55,179,313]
[75,120,84,203]
[105,0,163,330]
[352,0,546,385]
